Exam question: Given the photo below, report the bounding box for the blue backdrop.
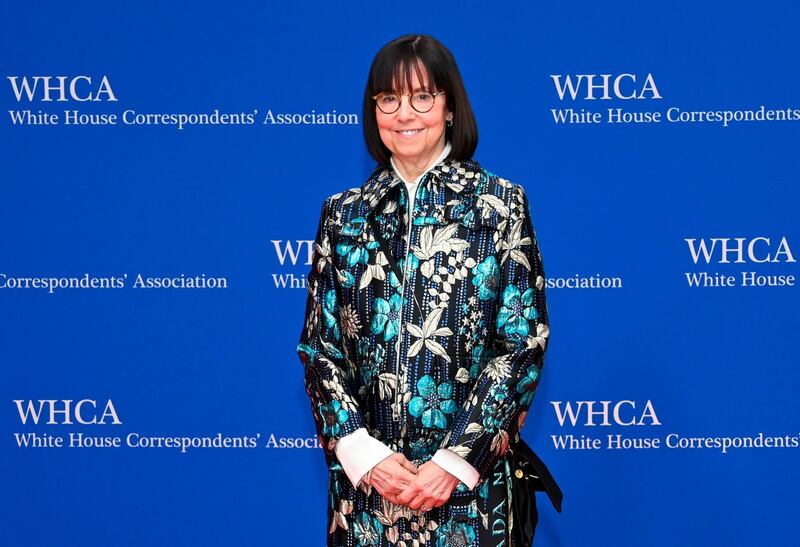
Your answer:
[2,1,798,545]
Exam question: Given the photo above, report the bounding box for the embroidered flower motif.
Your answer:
[318,399,349,438]
[481,383,515,433]
[498,187,534,270]
[353,511,384,546]
[406,307,453,362]
[314,231,333,275]
[471,255,500,301]
[329,498,353,535]
[359,344,385,386]
[496,283,539,339]
[336,217,380,267]
[339,303,362,339]
[408,433,441,462]
[408,375,458,429]
[370,294,402,341]
[469,345,496,380]
[435,515,476,547]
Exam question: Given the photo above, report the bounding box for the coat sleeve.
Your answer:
[440,183,551,481]
[296,196,368,470]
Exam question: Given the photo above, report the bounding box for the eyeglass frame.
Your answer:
[371,90,446,114]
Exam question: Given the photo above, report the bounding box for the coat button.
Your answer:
[515,469,524,479]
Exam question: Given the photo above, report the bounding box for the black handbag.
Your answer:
[508,439,563,546]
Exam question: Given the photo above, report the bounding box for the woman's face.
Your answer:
[376,63,450,166]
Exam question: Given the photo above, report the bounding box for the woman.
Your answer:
[297,34,550,546]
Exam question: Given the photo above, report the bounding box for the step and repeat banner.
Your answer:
[2,2,797,546]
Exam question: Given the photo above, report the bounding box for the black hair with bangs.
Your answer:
[362,34,478,166]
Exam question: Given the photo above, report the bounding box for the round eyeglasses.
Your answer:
[372,90,445,114]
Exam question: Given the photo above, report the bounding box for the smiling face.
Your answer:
[375,60,451,168]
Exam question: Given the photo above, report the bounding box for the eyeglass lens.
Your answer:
[376,92,437,114]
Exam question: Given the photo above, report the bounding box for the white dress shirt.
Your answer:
[334,140,481,491]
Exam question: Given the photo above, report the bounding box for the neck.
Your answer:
[392,138,447,183]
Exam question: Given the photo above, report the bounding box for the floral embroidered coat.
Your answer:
[296,156,550,546]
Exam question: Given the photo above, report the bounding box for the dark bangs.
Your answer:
[370,48,444,95]
[362,34,478,166]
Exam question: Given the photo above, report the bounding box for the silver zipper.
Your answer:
[394,181,416,422]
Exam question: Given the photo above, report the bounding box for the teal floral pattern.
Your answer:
[297,156,550,546]
[481,384,515,433]
[322,289,342,342]
[471,255,500,301]
[436,516,477,547]
[408,374,458,429]
[337,217,379,267]
[319,399,350,438]
[353,511,384,546]
[496,283,539,340]
[370,294,402,341]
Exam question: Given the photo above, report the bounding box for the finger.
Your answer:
[394,487,413,505]
[407,492,430,510]
[380,483,408,504]
[386,483,410,500]
[388,454,414,472]
[427,496,444,511]
[395,484,418,506]
[390,453,410,466]
[399,458,418,473]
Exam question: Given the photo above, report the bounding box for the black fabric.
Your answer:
[508,440,563,546]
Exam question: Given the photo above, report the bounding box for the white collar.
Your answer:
[390,140,452,185]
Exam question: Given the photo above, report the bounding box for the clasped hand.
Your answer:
[364,453,460,511]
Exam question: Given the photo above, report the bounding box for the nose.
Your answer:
[395,95,416,121]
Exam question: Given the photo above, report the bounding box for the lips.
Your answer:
[396,128,424,137]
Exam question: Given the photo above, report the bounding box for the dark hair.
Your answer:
[362,34,478,166]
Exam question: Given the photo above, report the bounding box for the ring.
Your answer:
[421,505,431,511]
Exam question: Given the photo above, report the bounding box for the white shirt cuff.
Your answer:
[334,428,394,489]
[432,448,481,490]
